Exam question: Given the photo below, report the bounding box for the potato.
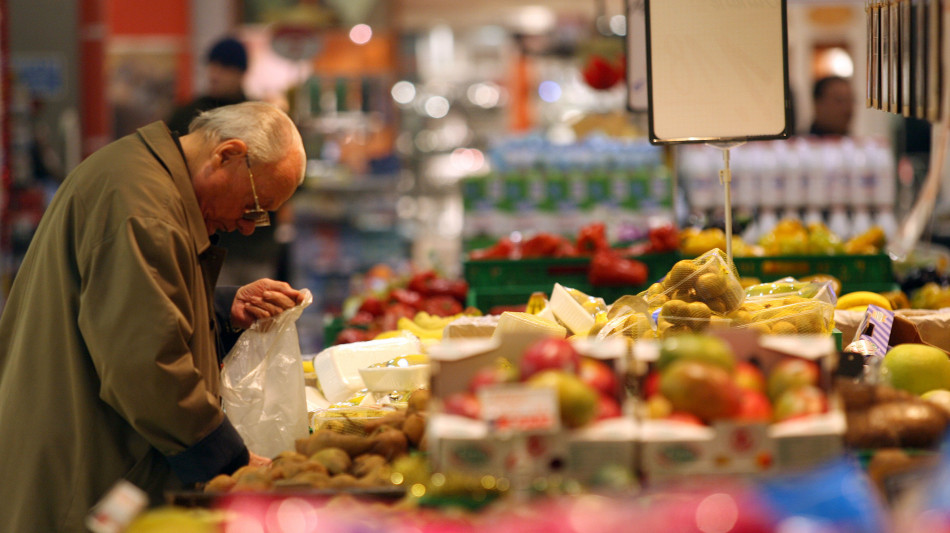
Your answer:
[369,427,409,460]
[310,447,352,475]
[351,454,387,478]
[402,413,426,447]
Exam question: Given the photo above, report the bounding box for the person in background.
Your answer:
[167,36,249,136]
[0,102,307,532]
[809,75,855,137]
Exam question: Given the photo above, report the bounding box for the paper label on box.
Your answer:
[710,421,776,473]
[479,385,560,433]
[852,304,895,355]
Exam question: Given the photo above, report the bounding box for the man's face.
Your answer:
[207,63,245,99]
[196,150,301,236]
[815,80,854,136]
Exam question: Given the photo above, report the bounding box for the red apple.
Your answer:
[772,385,827,423]
[595,394,622,420]
[666,412,705,426]
[643,371,661,398]
[520,338,581,379]
[735,361,767,393]
[660,360,742,423]
[767,358,820,401]
[469,359,519,393]
[736,389,772,422]
[579,357,619,397]
[443,391,481,419]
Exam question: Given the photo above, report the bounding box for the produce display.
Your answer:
[203,390,430,493]
[641,335,828,426]
[129,234,950,532]
[679,220,887,258]
[331,269,473,345]
[441,337,621,429]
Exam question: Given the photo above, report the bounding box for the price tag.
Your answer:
[478,385,560,433]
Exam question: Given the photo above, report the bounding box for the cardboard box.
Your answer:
[426,334,637,489]
[634,331,845,482]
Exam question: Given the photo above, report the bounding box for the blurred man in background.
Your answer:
[167,36,249,135]
[809,76,854,137]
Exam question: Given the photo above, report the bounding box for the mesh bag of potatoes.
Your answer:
[728,295,835,335]
[638,249,746,338]
[744,277,837,305]
[593,295,657,342]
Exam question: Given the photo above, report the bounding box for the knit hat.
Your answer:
[207,37,248,72]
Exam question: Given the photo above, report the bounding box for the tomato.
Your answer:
[389,288,423,309]
[576,222,609,254]
[357,296,385,317]
[588,248,648,286]
[421,296,464,317]
[335,328,372,345]
[469,237,517,260]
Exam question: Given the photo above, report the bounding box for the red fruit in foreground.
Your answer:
[443,392,481,419]
[666,412,705,426]
[660,360,742,423]
[735,361,767,393]
[772,385,827,423]
[468,361,519,393]
[767,358,820,401]
[736,389,772,422]
[520,338,581,379]
[579,357,619,397]
[643,371,661,398]
[596,394,622,420]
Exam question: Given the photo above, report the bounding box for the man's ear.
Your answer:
[214,139,248,168]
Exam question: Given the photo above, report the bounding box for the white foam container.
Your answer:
[311,336,422,403]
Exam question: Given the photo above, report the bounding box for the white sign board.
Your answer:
[646,0,790,144]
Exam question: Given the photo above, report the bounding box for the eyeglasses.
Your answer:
[242,156,271,227]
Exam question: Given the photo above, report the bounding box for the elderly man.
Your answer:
[0,101,307,531]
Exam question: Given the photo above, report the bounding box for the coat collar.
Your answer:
[135,121,211,255]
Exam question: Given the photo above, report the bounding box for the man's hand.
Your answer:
[231,279,304,329]
[248,451,271,468]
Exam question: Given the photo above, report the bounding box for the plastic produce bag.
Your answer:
[221,289,312,458]
[640,249,746,315]
[729,295,835,335]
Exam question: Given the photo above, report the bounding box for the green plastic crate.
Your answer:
[467,283,650,314]
[731,254,896,294]
[464,252,679,291]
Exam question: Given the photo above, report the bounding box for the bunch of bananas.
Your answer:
[834,291,894,313]
[375,311,468,341]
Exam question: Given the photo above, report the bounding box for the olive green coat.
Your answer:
[0,122,247,532]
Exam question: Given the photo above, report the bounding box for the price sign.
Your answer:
[478,385,560,433]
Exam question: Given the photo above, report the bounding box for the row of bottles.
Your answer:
[462,135,674,245]
[679,137,898,243]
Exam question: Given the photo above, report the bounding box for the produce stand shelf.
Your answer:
[464,252,679,290]
[731,253,896,294]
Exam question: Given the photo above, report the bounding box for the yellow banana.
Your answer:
[414,311,457,330]
[397,317,443,339]
[374,330,405,340]
[835,291,893,311]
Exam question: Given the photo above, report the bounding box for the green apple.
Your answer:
[527,370,600,429]
[657,334,735,373]
[883,344,950,396]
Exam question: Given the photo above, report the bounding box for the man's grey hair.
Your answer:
[189,101,306,182]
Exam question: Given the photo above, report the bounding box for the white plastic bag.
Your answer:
[221,289,312,458]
